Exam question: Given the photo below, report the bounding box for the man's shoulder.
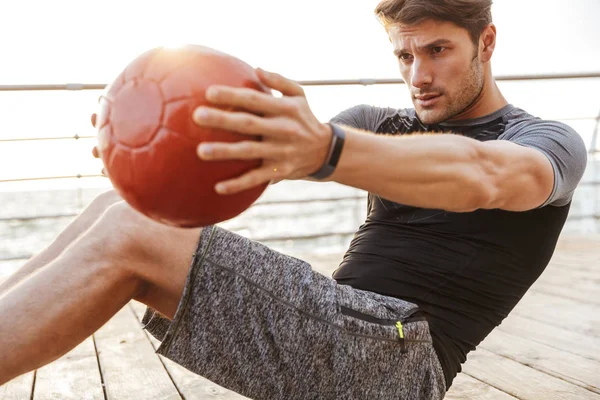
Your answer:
[330,104,415,132]
[500,106,581,140]
[500,106,588,208]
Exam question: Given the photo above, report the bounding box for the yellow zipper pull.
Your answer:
[396,321,404,339]
[396,321,407,353]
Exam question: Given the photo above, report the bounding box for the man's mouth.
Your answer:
[414,93,442,107]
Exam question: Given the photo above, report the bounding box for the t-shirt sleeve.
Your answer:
[329,104,396,132]
[501,120,587,207]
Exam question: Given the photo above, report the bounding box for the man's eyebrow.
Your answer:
[393,39,453,56]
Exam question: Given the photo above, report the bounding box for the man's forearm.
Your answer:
[328,127,491,212]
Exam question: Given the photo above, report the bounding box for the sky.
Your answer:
[1,0,599,83]
[0,0,599,190]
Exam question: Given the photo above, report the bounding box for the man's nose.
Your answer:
[410,58,433,89]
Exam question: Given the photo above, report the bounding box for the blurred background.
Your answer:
[1,0,599,277]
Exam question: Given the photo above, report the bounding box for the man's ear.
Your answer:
[480,23,497,63]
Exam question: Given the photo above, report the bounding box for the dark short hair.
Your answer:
[375,0,493,45]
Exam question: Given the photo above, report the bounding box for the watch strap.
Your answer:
[309,123,346,180]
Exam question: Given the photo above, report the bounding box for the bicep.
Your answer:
[479,140,555,211]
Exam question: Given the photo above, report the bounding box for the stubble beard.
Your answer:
[416,55,485,125]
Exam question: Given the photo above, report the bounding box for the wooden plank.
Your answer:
[531,283,600,306]
[135,300,521,400]
[552,238,600,250]
[529,260,600,305]
[33,337,104,400]
[129,302,249,399]
[547,257,600,273]
[0,371,34,399]
[463,348,600,400]
[499,313,600,363]
[512,290,600,337]
[150,351,249,399]
[446,374,517,400]
[538,264,600,286]
[480,329,600,393]
[94,304,181,400]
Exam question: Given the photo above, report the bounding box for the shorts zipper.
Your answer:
[340,305,429,353]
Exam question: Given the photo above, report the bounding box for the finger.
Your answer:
[214,167,276,195]
[91,113,97,128]
[92,146,99,158]
[205,86,287,116]
[256,68,305,97]
[193,107,291,137]
[197,140,281,161]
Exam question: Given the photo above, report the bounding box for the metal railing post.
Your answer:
[590,108,600,154]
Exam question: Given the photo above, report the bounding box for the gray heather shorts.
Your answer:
[142,225,446,400]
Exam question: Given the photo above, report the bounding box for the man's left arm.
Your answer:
[327,124,586,212]
[191,69,587,210]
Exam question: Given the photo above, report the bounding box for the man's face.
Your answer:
[389,19,484,124]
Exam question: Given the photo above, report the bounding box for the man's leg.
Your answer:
[0,201,201,386]
[0,190,122,297]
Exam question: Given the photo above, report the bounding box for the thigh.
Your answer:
[132,223,201,320]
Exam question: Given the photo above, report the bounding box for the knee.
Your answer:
[92,201,147,256]
[91,201,172,270]
[96,189,122,205]
[87,189,122,217]
[82,201,152,287]
[86,201,200,305]
[76,201,154,298]
[51,189,123,247]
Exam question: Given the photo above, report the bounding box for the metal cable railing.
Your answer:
[1,72,599,92]
[1,193,368,262]
[0,174,104,183]
[1,230,357,263]
[6,209,600,263]
[0,194,367,222]
[0,135,96,143]
[589,107,600,154]
[0,115,596,145]
[0,72,598,157]
[1,72,600,265]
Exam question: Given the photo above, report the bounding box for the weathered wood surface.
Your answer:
[1,233,599,399]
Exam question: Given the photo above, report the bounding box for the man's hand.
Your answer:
[193,68,332,195]
[90,113,108,177]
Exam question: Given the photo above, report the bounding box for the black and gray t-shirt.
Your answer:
[330,104,587,389]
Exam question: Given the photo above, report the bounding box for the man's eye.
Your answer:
[399,53,413,61]
[432,46,446,54]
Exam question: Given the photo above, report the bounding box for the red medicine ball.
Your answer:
[95,45,269,227]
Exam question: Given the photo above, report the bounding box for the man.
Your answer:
[0,0,587,398]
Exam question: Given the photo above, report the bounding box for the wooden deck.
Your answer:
[1,234,599,399]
